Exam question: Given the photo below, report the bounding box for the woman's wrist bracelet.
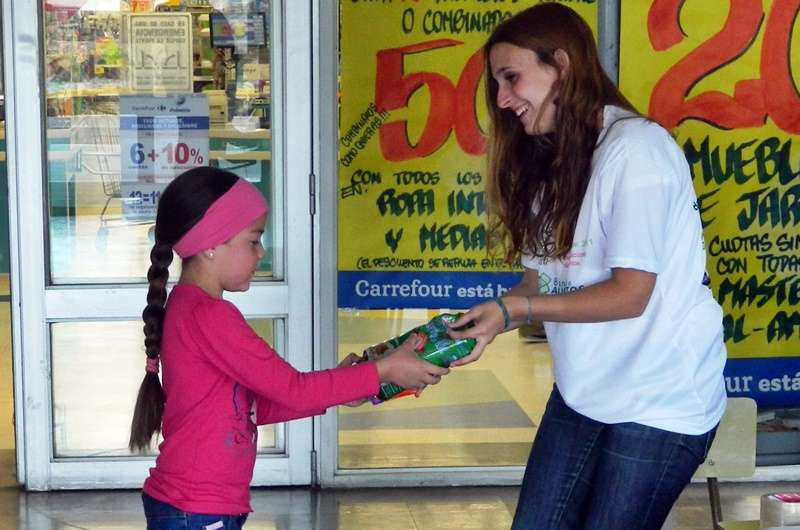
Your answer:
[493,297,511,331]
[525,295,533,325]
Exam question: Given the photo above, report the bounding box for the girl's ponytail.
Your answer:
[129,240,173,451]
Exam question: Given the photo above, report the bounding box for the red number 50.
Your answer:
[648,0,800,134]
[375,39,485,161]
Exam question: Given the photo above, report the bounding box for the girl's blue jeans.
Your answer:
[511,385,717,530]
[142,494,248,530]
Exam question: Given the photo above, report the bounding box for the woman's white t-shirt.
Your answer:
[522,105,726,435]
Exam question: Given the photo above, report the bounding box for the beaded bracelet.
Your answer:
[493,297,511,331]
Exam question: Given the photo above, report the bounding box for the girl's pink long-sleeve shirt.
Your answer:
[143,284,379,514]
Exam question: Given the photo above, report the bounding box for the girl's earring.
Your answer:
[207,251,214,259]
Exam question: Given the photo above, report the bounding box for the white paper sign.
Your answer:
[119,94,210,221]
[127,13,193,93]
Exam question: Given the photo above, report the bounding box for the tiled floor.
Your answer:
[0,481,793,529]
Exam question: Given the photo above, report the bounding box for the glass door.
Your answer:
[320,0,598,487]
[6,0,313,489]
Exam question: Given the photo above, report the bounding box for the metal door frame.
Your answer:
[3,0,316,490]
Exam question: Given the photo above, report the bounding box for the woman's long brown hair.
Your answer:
[483,3,637,262]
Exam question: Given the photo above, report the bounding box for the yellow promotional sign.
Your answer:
[620,1,799,406]
[338,0,597,310]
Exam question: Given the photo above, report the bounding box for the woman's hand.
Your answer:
[338,352,371,407]
[446,299,507,366]
[375,335,449,390]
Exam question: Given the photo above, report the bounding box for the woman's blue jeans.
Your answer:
[142,494,248,530]
[511,386,717,530]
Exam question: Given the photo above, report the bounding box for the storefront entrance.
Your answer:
[5,0,316,489]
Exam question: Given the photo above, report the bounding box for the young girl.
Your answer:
[129,167,448,529]
[448,4,726,529]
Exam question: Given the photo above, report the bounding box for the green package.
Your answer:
[362,313,476,404]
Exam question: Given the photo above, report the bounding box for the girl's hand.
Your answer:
[375,335,449,390]
[338,352,370,407]
[446,300,506,366]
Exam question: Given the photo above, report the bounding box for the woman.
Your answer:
[448,5,727,529]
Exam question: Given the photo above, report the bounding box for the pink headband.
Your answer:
[173,178,269,258]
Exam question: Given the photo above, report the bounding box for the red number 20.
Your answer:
[648,0,800,134]
[374,40,485,161]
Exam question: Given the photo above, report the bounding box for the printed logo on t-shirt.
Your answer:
[560,251,586,268]
[572,238,593,249]
[559,238,592,268]
[539,272,552,294]
[538,273,584,294]
[225,383,257,448]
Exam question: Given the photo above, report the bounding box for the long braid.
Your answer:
[143,241,173,357]
[129,241,173,451]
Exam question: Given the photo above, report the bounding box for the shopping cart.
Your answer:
[71,113,121,225]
